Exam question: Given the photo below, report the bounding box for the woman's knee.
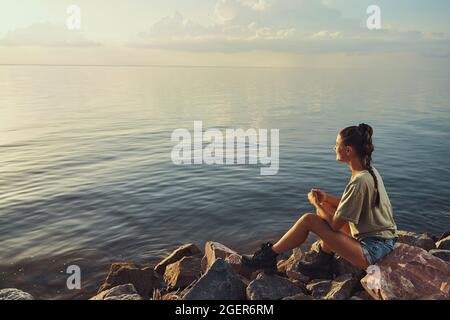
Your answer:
[296,212,316,226]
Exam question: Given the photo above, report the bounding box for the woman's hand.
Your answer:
[311,188,327,204]
[307,190,320,208]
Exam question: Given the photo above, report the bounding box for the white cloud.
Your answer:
[214,0,271,23]
[134,0,450,58]
[135,11,296,46]
[311,30,341,39]
[0,23,100,47]
[134,0,357,52]
[244,0,271,11]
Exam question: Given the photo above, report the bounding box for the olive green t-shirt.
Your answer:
[334,167,397,241]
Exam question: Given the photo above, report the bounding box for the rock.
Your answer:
[350,290,373,300]
[285,269,310,283]
[436,235,450,250]
[429,249,450,262]
[277,259,290,273]
[183,259,246,300]
[310,240,322,253]
[155,243,202,276]
[246,273,306,300]
[90,284,143,300]
[437,231,450,242]
[164,256,202,290]
[332,255,364,279]
[361,243,450,300]
[276,248,310,283]
[277,248,303,273]
[306,274,358,300]
[0,288,34,300]
[161,292,182,300]
[282,293,314,300]
[396,230,436,251]
[222,253,248,277]
[418,292,450,300]
[294,241,333,279]
[221,253,265,281]
[98,262,162,299]
[201,241,240,274]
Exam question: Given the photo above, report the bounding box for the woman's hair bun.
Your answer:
[358,123,373,138]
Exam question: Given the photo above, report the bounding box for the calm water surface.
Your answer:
[0,66,449,299]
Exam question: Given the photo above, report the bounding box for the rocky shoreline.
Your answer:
[1,230,449,300]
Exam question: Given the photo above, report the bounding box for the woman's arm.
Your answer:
[311,189,341,207]
[308,192,346,231]
[325,195,341,208]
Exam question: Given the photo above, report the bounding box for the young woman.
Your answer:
[242,124,398,275]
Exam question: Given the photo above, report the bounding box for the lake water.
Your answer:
[0,65,449,299]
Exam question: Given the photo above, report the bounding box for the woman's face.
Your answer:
[334,134,350,162]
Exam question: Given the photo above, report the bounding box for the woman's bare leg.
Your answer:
[319,202,351,254]
[272,213,369,269]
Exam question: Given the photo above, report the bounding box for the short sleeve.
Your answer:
[335,181,364,224]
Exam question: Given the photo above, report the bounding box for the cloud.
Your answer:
[0,23,101,47]
[135,11,296,43]
[311,30,342,39]
[214,0,271,23]
[130,0,450,57]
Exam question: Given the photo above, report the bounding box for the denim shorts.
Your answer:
[360,237,397,265]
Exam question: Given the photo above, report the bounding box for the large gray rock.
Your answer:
[155,243,202,276]
[429,249,450,262]
[396,230,436,251]
[90,284,143,300]
[98,262,162,299]
[306,274,358,300]
[282,293,314,300]
[361,243,450,300]
[0,288,34,300]
[183,259,246,300]
[436,235,450,250]
[164,256,202,290]
[246,273,306,300]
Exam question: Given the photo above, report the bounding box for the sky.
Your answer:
[0,0,449,68]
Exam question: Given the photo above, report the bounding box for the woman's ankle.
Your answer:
[271,243,283,255]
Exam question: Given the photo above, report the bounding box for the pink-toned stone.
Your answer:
[396,230,436,251]
[361,243,450,300]
[437,231,450,242]
[436,235,450,250]
[224,253,243,273]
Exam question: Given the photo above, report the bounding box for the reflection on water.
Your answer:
[0,66,449,299]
